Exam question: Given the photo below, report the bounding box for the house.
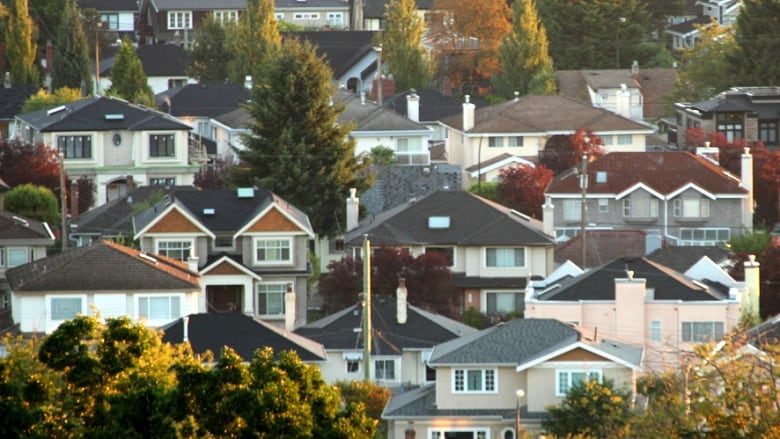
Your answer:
[294,283,477,388]
[673,86,780,149]
[139,0,246,48]
[0,211,56,334]
[361,0,432,31]
[544,150,753,246]
[664,15,714,50]
[133,187,315,329]
[79,0,139,40]
[96,43,195,96]
[275,0,351,30]
[382,318,643,438]
[12,96,198,207]
[439,94,655,188]
[161,312,328,362]
[697,0,741,26]
[7,240,201,334]
[524,255,759,371]
[343,190,556,317]
[0,80,37,139]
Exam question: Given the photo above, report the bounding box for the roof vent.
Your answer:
[104,114,125,120]
[203,208,215,215]
[47,105,66,116]
[237,187,254,198]
[428,216,450,229]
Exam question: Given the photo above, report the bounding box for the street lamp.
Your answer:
[515,389,525,439]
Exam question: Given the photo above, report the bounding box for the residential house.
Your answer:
[439,94,655,188]
[133,187,315,329]
[524,255,759,371]
[382,318,643,438]
[343,190,556,318]
[295,284,477,388]
[275,0,351,29]
[544,150,753,246]
[139,0,246,48]
[7,240,201,334]
[79,0,139,40]
[674,86,780,149]
[665,1,740,51]
[0,211,56,334]
[665,15,714,50]
[96,43,194,96]
[12,96,198,206]
[0,80,37,139]
[697,0,741,26]
[361,0,432,30]
[161,312,328,362]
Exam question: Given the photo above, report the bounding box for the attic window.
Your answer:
[596,171,607,183]
[47,105,66,116]
[428,216,450,229]
[104,114,125,120]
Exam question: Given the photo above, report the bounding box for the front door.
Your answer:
[207,285,243,313]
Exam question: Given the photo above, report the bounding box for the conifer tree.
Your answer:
[729,0,780,86]
[382,0,433,91]
[227,0,281,84]
[4,0,39,85]
[492,0,555,98]
[234,38,373,237]
[51,0,91,94]
[106,38,154,104]
[188,14,232,82]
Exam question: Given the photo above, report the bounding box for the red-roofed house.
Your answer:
[544,150,753,247]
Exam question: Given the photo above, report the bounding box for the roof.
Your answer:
[383,384,522,420]
[545,151,747,196]
[363,0,433,18]
[646,245,733,273]
[78,0,138,11]
[136,44,190,77]
[0,210,55,241]
[6,240,200,292]
[0,84,38,120]
[440,94,653,134]
[160,313,327,362]
[335,89,430,133]
[276,0,351,8]
[16,96,192,132]
[294,299,477,355]
[213,107,253,129]
[147,0,247,10]
[384,88,490,123]
[535,256,728,302]
[665,15,714,35]
[744,314,780,350]
[157,83,251,118]
[285,31,378,79]
[344,190,555,247]
[555,230,646,268]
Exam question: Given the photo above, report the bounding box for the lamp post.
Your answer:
[515,389,525,438]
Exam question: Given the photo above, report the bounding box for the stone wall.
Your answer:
[362,164,461,216]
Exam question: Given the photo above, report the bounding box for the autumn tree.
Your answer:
[21,87,82,113]
[492,0,556,99]
[671,19,736,103]
[496,163,553,219]
[50,0,91,94]
[0,139,60,189]
[337,380,392,437]
[226,0,281,84]
[382,0,433,91]
[539,128,604,175]
[4,184,60,225]
[5,0,39,85]
[188,14,232,82]
[729,0,780,86]
[106,38,154,105]
[543,379,633,438]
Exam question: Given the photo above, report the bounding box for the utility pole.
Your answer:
[59,153,67,252]
[362,235,372,381]
[580,153,588,268]
[95,22,102,95]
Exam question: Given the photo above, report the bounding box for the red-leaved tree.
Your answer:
[539,128,604,175]
[0,139,60,190]
[496,163,553,218]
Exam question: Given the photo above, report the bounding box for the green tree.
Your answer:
[106,38,154,104]
[370,145,398,165]
[492,0,556,98]
[188,14,232,82]
[543,378,633,438]
[729,0,780,86]
[227,0,281,84]
[234,38,373,237]
[671,20,736,103]
[4,183,59,225]
[21,87,82,113]
[5,0,39,85]
[382,0,433,91]
[50,0,91,93]
[468,181,499,203]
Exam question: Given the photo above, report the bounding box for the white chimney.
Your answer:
[346,188,359,231]
[285,284,296,331]
[396,278,408,324]
[244,75,253,90]
[741,147,754,231]
[3,72,10,88]
[615,83,631,119]
[695,141,720,164]
[182,315,189,342]
[463,95,475,132]
[187,254,199,273]
[743,255,760,319]
[406,90,420,122]
[542,196,555,238]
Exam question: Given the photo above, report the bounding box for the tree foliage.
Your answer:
[729,0,780,86]
[226,0,281,84]
[106,38,154,104]
[496,163,553,219]
[0,139,60,189]
[21,87,82,113]
[188,14,232,82]
[234,37,373,237]
[539,128,604,175]
[382,0,433,91]
[543,378,633,438]
[672,19,736,103]
[50,0,91,94]
[5,0,39,85]
[4,184,60,225]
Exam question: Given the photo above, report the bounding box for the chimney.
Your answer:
[695,141,720,164]
[182,315,189,342]
[284,284,296,330]
[244,75,253,90]
[631,60,639,78]
[3,72,10,89]
[741,147,754,230]
[45,40,54,74]
[406,89,420,122]
[187,254,199,273]
[462,95,475,131]
[743,255,760,319]
[346,188,359,231]
[615,83,631,119]
[542,196,555,238]
[396,278,408,324]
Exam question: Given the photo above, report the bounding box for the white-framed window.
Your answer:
[507,136,523,147]
[327,12,344,27]
[453,368,497,393]
[601,135,613,145]
[374,358,397,381]
[213,10,239,23]
[397,137,409,151]
[155,239,193,261]
[58,135,92,159]
[485,247,525,268]
[650,320,661,342]
[167,11,192,29]
[488,136,503,147]
[49,295,86,322]
[4,247,31,267]
[274,12,284,20]
[678,228,730,245]
[150,134,176,158]
[100,13,119,30]
[257,282,287,315]
[682,321,724,342]
[429,428,489,439]
[254,238,292,265]
[293,12,320,20]
[136,294,183,323]
[623,197,659,217]
[617,134,632,144]
[598,198,609,212]
[562,199,581,222]
[485,291,523,314]
[556,369,602,396]
[673,198,710,218]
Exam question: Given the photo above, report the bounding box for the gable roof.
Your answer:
[294,299,477,355]
[384,88,490,123]
[440,94,653,134]
[161,313,327,362]
[555,230,646,268]
[16,96,191,132]
[157,83,251,118]
[0,210,55,241]
[335,89,431,133]
[136,44,190,77]
[285,31,378,80]
[7,240,200,292]
[78,0,139,12]
[146,0,247,10]
[665,15,714,36]
[345,190,554,247]
[545,152,747,197]
[0,84,38,120]
[646,245,733,274]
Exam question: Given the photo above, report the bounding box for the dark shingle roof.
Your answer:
[555,230,647,268]
[148,0,247,10]
[79,0,138,11]
[335,89,430,132]
[0,211,55,241]
[136,44,190,77]
[285,31,378,79]
[157,83,251,118]
[0,84,38,120]
[384,89,490,122]
[161,313,327,362]
[646,246,733,273]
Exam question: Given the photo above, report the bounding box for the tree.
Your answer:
[539,128,604,175]
[370,145,398,165]
[492,0,556,99]
[543,378,633,438]
[188,14,232,82]
[50,0,91,94]
[5,0,39,85]
[336,380,392,438]
[729,0,780,86]
[0,139,60,189]
[4,183,60,225]
[21,87,82,113]
[234,37,373,237]
[671,19,736,103]
[496,163,553,219]
[106,38,154,105]
[382,0,433,91]
[226,0,281,84]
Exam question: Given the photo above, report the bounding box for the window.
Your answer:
[453,368,496,393]
[327,12,344,27]
[156,240,192,261]
[562,199,581,222]
[429,429,489,439]
[150,177,176,187]
[617,134,632,145]
[426,246,454,266]
[556,370,601,396]
[137,295,182,322]
[213,10,239,23]
[293,12,320,20]
[650,320,661,342]
[598,198,609,213]
[215,234,233,248]
[50,296,84,321]
[485,248,525,268]
[601,135,613,145]
[100,13,119,30]
[6,248,29,267]
[623,197,659,217]
[679,228,730,245]
[257,283,286,315]
[254,238,292,264]
[375,359,396,381]
[274,12,284,20]
[346,360,360,373]
[167,11,192,29]
[488,136,504,147]
[674,198,710,218]
[58,135,92,159]
[759,121,778,145]
[486,291,523,314]
[168,78,186,89]
[397,137,409,151]
[150,134,175,157]
[682,321,724,342]
[507,136,523,147]
[716,112,744,142]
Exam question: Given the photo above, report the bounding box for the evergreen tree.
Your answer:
[382,0,433,91]
[729,0,780,86]
[4,0,39,85]
[188,14,232,82]
[492,0,555,98]
[106,38,154,104]
[51,0,91,94]
[234,38,373,237]
[227,0,281,84]
[671,20,736,102]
